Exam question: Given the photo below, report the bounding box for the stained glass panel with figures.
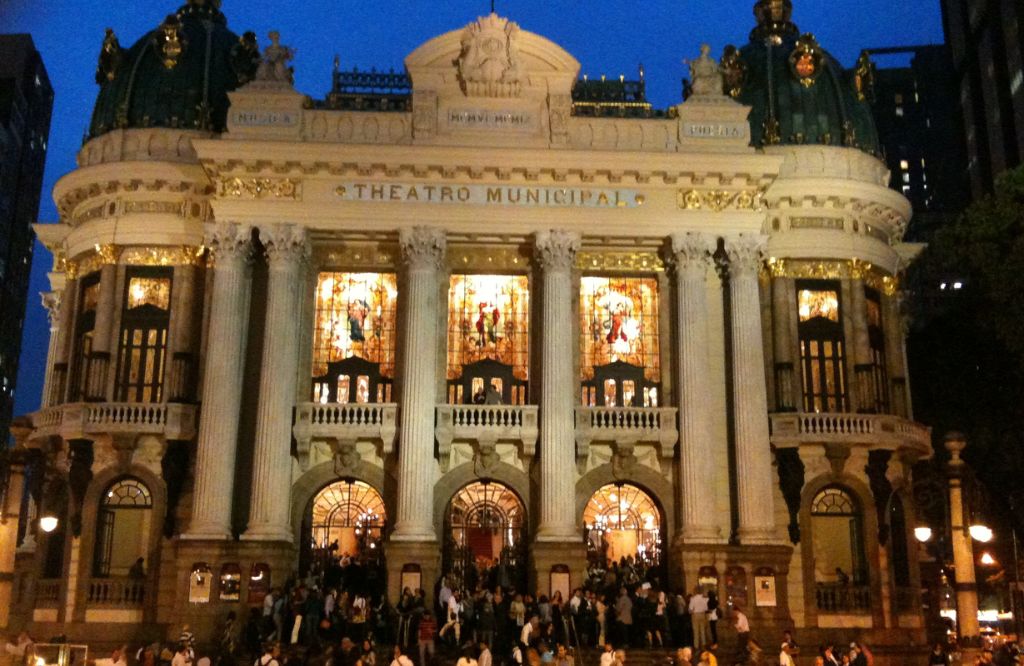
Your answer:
[127,277,171,310]
[798,289,839,322]
[579,276,660,381]
[312,273,398,378]
[447,274,530,381]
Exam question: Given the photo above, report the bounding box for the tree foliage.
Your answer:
[906,165,1024,530]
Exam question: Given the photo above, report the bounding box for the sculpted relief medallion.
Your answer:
[456,13,523,98]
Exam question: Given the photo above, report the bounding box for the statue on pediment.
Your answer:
[687,43,724,98]
[255,30,295,85]
[456,13,523,98]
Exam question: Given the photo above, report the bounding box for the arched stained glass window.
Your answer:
[583,483,662,569]
[310,480,386,553]
[95,477,153,577]
[103,478,153,507]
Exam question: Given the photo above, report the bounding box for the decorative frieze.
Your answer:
[677,188,765,212]
[217,177,300,199]
[767,258,897,295]
[576,250,664,273]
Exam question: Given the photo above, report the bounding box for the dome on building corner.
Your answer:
[87,0,259,140]
[722,0,880,155]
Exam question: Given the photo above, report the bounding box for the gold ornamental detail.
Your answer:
[450,247,530,271]
[577,250,664,273]
[119,245,204,266]
[218,177,300,200]
[768,258,897,295]
[678,188,765,212]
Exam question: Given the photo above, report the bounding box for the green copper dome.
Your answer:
[87,0,258,139]
[722,0,880,155]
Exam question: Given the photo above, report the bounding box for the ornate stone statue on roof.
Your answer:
[255,30,295,85]
[687,44,724,98]
[456,13,523,98]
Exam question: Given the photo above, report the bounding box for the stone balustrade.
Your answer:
[35,579,62,606]
[435,404,539,463]
[28,402,197,443]
[815,582,872,613]
[574,406,679,458]
[86,577,146,606]
[293,402,398,462]
[769,412,931,454]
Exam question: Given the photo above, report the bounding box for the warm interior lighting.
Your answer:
[39,515,58,533]
[970,524,994,543]
[914,526,933,543]
[980,552,996,566]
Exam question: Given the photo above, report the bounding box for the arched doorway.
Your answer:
[94,477,153,577]
[443,481,527,593]
[302,479,386,592]
[810,485,869,612]
[583,482,665,582]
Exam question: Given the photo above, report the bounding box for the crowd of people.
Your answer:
[8,553,1024,666]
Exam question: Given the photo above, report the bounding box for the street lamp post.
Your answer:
[945,432,980,646]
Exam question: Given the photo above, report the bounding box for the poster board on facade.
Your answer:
[754,574,777,607]
[401,563,422,594]
[550,564,570,601]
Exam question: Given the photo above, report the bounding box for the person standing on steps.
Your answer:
[688,588,709,652]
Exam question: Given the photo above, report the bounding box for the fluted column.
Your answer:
[534,230,580,542]
[168,263,198,402]
[849,278,876,412]
[670,233,721,543]
[883,292,911,418]
[244,225,309,542]
[40,291,63,409]
[391,227,446,542]
[771,276,798,411]
[49,277,76,406]
[725,234,777,544]
[85,263,117,400]
[183,223,254,540]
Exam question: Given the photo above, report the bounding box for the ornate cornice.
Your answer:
[398,226,446,271]
[533,230,580,272]
[576,249,664,273]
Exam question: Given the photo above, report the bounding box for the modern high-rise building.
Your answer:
[862,45,970,240]
[941,0,1024,196]
[0,35,53,446]
[7,1,934,660]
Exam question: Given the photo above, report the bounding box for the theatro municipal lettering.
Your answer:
[334,182,644,208]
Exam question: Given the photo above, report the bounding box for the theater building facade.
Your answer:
[10,0,932,655]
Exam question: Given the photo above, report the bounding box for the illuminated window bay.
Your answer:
[447,274,530,385]
[312,272,397,380]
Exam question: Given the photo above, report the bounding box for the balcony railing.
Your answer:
[35,579,61,606]
[815,583,871,613]
[86,577,146,607]
[435,405,539,462]
[575,406,678,458]
[293,402,398,461]
[769,412,931,454]
[29,402,197,442]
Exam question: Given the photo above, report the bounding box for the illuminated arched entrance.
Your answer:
[583,482,664,572]
[302,479,386,577]
[443,480,527,593]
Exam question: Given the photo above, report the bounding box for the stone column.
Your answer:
[725,235,777,544]
[945,433,980,644]
[49,277,76,406]
[391,227,446,542]
[883,292,911,418]
[670,232,720,543]
[771,276,798,411]
[183,223,253,540]
[167,263,198,402]
[244,225,309,543]
[0,450,27,629]
[849,277,876,412]
[534,230,580,542]
[85,263,117,401]
[40,291,63,409]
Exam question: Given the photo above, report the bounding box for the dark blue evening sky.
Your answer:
[6,0,944,417]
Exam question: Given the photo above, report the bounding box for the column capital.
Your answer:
[40,291,62,331]
[259,224,311,266]
[399,226,446,271]
[724,233,768,279]
[204,222,254,264]
[669,232,716,272]
[533,230,580,272]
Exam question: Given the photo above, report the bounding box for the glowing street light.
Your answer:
[38,515,58,533]
[914,526,934,543]
[979,552,996,566]
[969,524,994,543]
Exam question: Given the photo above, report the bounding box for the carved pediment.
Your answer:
[456,13,523,98]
